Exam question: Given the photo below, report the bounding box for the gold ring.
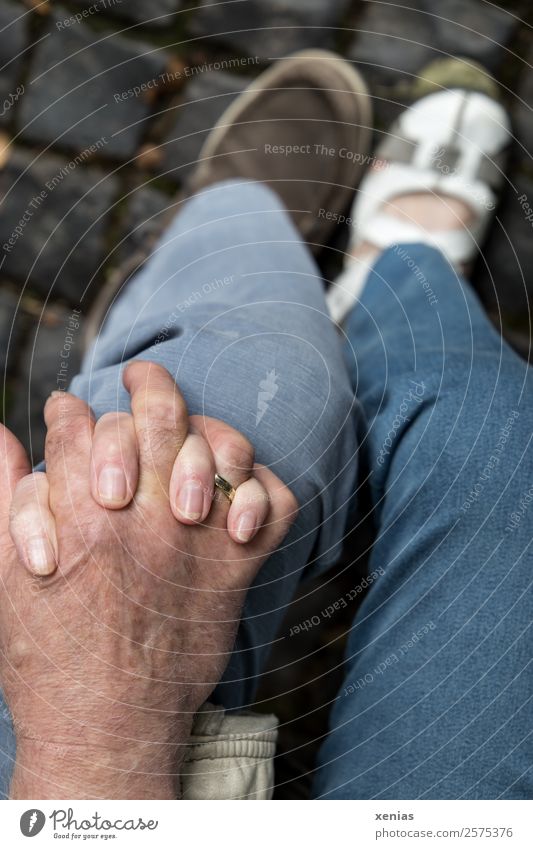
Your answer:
[215,473,236,504]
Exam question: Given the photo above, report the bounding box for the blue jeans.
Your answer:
[316,244,533,799]
[1,181,531,799]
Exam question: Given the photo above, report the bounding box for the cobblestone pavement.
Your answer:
[0,0,531,795]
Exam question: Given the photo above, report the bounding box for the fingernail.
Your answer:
[25,536,56,576]
[98,465,128,503]
[178,479,204,521]
[235,510,258,543]
[45,390,63,406]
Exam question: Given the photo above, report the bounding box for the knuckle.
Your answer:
[94,414,136,462]
[70,418,90,452]
[179,450,213,479]
[140,425,179,461]
[134,389,187,432]
[45,392,89,424]
[44,429,65,460]
[46,412,90,456]
[217,434,254,474]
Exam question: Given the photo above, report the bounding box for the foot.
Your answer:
[187,50,373,252]
[327,59,511,325]
[351,190,475,274]
[85,51,374,350]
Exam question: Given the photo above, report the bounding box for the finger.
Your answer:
[0,424,31,528]
[90,412,138,509]
[123,361,189,496]
[189,416,257,536]
[169,432,215,524]
[9,472,58,576]
[190,417,256,521]
[227,474,271,545]
[44,390,96,508]
[219,464,299,592]
[212,431,255,492]
[247,464,299,553]
[190,416,255,493]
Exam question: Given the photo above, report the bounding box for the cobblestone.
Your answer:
[6,304,83,460]
[0,0,531,791]
[0,2,529,431]
[70,0,186,30]
[514,45,533,172]
[475,174,533,334]
[0,147,118,303]
[188,0,352,61]
[430,0,518,71]
[18,10,171,159]
[0,286,21,375]
[0,1,26,127]
[115,184,170,263]
[348,0,518,93]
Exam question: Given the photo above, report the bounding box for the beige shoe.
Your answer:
[84,51,373,350]
[188,49,373,252]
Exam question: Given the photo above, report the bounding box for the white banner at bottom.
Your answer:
[2,799,531,848]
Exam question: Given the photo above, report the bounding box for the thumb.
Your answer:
[0,423,31,531]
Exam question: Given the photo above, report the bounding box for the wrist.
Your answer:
[10,736,188,799]
[9,709,194,799]
[6,678,196,798]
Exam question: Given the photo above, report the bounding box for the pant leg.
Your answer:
[0,179,358,798]
[77,180,358,705]
[315,244,533,800]
[0,705,15,800]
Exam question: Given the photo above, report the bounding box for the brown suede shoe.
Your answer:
[84,51,372,350]
[188,49,373,251]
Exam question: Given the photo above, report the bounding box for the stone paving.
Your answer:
[0,0,531,793]
[0,0,531,455]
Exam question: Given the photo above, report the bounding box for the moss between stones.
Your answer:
[410,56,501,102]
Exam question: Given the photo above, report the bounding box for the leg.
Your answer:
[78,181,358,709]
[1,42,373,796]
[0,179,358,797]
[0,704,15,800]
[315,244,533,799]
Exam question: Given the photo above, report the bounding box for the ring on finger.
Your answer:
[214,473,237,504]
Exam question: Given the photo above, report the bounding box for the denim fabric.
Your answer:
[0,180,358,796]
[314,245,533,799]
[1,184,531,800]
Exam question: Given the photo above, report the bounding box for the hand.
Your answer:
[0,362,297,798]
[10,385,275,581]
[87,398,279,547]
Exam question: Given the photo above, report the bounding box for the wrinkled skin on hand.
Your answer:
[0,362,297,797]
